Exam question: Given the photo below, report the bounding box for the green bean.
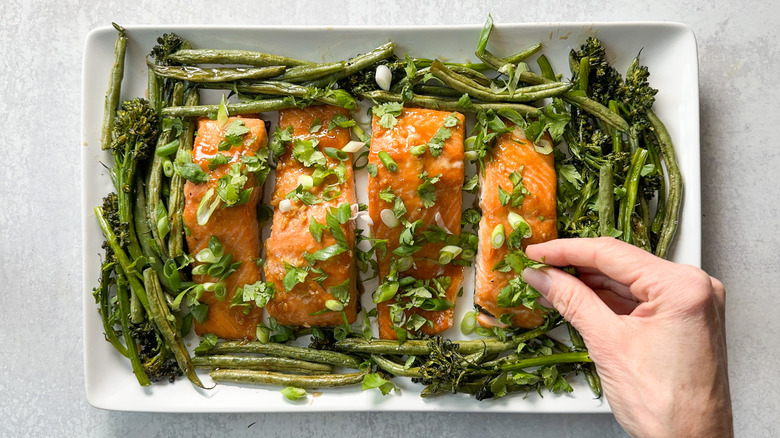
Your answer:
[94,206,150,313]
[200,81,345,107]
[162,97,300,117]
[598,162,615,236]
[94,263,128,357]
[210,369,367,388]
[101,24,126,150]
[431,60,572,103]
[116,271,150,386]
[633,198,652,252]
[408,65,491,88]
[147,61,286,83]
[145,84,183,261]
[144,268,204,388]
[578,57,590,92]
[168,88,199,258]
[167,48,312,67]
[360,90,540,116]
[411,84,464,98]
[335,322,561,356]
[618,148,649,244]
[646,131,667,236]
[271,61,345,83]
[567,324,602,398]
[192,355,333,375]
[370,354,420,377]
[536,54,556,81]
[608,100,623,153]
[147,65,161,114]
[496,351,592,372]
[199,341,363,369]
[475,48,509,71]
[133,178,173,291]
[306,41,396,88]
[518,70,630,133]
[647,109,683,259]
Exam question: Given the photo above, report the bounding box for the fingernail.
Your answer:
[522,267,551,295]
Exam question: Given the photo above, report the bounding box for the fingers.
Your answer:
[522,266,617,334]
[593,289,640,315]
[579,272,636,302]
[525,237,675,302]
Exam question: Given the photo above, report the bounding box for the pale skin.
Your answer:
[521,237,732,438]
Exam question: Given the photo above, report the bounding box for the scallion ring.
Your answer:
[410,144,427,156]
[491,224,505,249]
[396,256,413,272]
[438,245,463,264]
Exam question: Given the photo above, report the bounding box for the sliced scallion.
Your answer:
[491,224,505,249]
[162,157,174,177]
[196,188,221,226]
[507,211,532,238]
[372,281,399,303]
[410,144,427,156]
[380,209,399,228]
[438,245,463,264]
[460,310,478,335]
[396,256,413,272]
[325,300,344,312]
[378,151,398,172]
[298,174,314,190]
[342,141,364,154]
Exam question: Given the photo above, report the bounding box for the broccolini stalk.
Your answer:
[109,99,159,254]
[116,270,150,386]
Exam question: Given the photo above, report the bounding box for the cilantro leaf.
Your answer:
[379,187,396,203]
[282,263,308,292]
[309,217,327,242]
[373,102,403,129]
[416,171,441,208]
[291,138,326,168]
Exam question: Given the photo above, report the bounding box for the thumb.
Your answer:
[522,266,617,335]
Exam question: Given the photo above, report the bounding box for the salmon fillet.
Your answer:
[183,116,268,340]
[369,107,465,339]
[474,126,557,328]
[264,105,358,327]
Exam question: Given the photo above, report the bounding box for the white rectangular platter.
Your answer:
[82,22,700,412]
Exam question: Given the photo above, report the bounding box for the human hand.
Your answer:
[521,237,732,438]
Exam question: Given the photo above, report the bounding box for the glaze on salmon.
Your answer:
[183,116,268,340]
[474,126,557,328]
[264,105,358,327]
[369,107,465,339]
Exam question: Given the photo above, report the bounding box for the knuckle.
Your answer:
[675,265,719,309]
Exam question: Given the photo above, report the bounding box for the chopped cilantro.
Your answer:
[309,217,327,242]
[308,118,322,133]
[373,102,403,129]
[379,187,396,203]
[417,171,441,208]
[282,262,308,292]
[291,138,326,168]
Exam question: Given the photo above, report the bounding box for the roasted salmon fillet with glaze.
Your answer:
[474,126,557,328]
[183,116,268,340]
[264,105,358,327]
[369,107,465,339]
